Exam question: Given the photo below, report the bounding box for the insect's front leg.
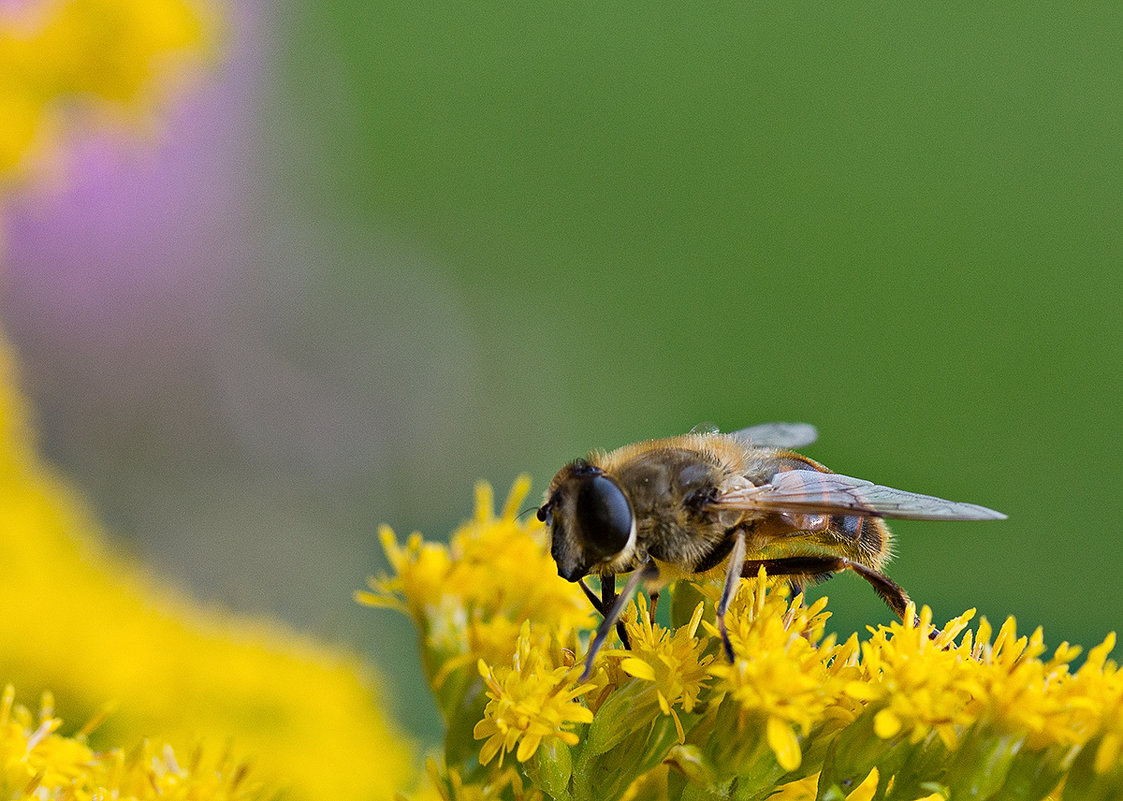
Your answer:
[577,577,632,649]
[578,578,603,614]
[580,560,659,680]
[601,575,631,650]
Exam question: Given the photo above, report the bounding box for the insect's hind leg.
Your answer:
[740,555,913,620]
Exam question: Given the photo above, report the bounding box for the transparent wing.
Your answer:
[729,422,819,450]
[715,469,1006,521]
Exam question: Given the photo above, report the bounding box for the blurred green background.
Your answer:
[3,3,1121,746]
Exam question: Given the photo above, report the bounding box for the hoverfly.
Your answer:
[536,423,1006,678]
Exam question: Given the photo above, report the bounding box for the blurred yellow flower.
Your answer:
[0,337,411,799]
[0,0,209,183]
[0,684,266,800]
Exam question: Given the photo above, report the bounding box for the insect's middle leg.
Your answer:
[716,530,748,663]
[601,575,631,650]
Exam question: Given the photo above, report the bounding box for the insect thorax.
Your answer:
[610,447,732,572]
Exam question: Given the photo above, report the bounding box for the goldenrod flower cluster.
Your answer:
[475,628,596,767]
[358,478,593,703]
[0,684,265,800]
[0,0,208,185]
[365,478,1123,801]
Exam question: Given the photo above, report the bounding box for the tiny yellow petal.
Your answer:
[687,601,706,637]
[569,706,594,724]
[843,680,882,701]
[1095,732,1122,775]
[351,590,404,610]
[473,481,495,523]
[935,723,959,752]
[845,767,879,801]
[378,525,404,567]
[516,734,541,762]
[766,716,802,772]
[873,708,902,740]
[479,734,503,766]
[621,657,656,681]
[501,474,533,520]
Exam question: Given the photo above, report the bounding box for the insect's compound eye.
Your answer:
[535,505,550,523]
[574,474,633,559]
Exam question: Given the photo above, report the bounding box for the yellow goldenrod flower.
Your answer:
[358,477,591,688]
[0,0,210,184]
[603,594,712,743]
[703,573,839,776]
[0,334,411,799]
[416,758,545,801]
[369,476,1123,801]
[473,622,596,767]
[854,605,982,749]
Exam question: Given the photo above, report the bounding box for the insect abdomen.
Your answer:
[766,451,892,570]
[830,514,890,568]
